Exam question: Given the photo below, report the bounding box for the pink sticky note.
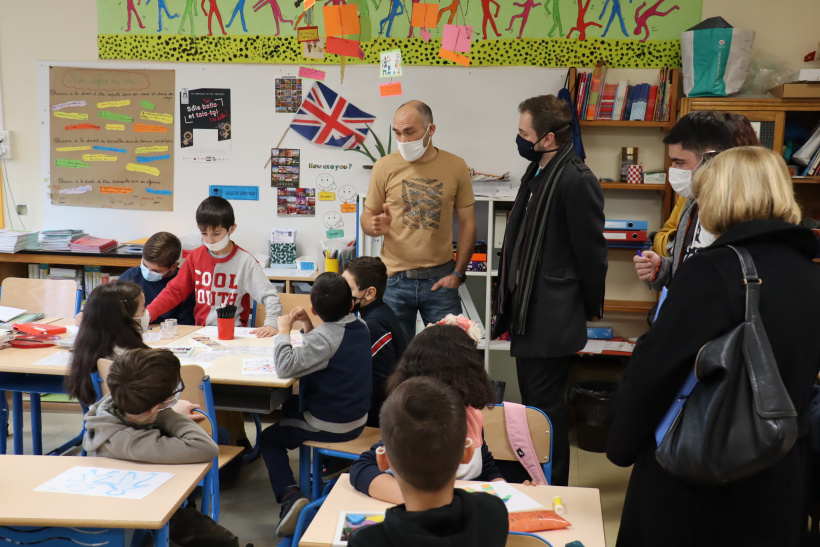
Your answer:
[299,66,326,81]
[442,24,473,53]
[420,29,431,42]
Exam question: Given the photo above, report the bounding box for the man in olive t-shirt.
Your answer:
[361,100,476,341]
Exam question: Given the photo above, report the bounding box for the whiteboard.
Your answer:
[39,60,567,259]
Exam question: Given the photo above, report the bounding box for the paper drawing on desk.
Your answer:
[333,512,385,546]
[581,340,606,354]
[196,326,257,338]
[34,466,174,500]
[601,341,635,353]
[459,482,542,513]
[242,358,278,377]
[33,351,73,367]
[164,346,195,358]
[190,335,229,349]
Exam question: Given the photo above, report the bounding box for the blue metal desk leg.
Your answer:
[31,393,42,455]
[312,448,323,500]
[153,523,170,546]
[12,391,23,455]
[244,412,263,464]
[1,390,8,454]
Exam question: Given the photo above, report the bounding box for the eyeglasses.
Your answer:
[161,380,185,405]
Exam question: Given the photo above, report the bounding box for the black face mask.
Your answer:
[516,134,542,162]
[352,295,366,314]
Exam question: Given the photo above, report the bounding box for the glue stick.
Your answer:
[553,496,564,515]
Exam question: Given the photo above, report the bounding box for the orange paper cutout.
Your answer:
[326,37,365,59]
[100,186,133,194]
[341,202,357,213]
[438,48,471,66]
[134,123,168,133]
[323,5,360,37]
[379,82,403,97]
[411,3,438,29]
[305,0,315,9]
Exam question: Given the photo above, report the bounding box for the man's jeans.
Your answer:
[383,273,462,341]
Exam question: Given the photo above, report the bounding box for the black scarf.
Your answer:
[496,142,575,336]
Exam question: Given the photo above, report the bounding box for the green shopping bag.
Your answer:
[682,18,755,97]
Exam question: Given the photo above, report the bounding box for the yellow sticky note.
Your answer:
[318,191,336,201]
[97,100,131,108]
[100,186,133,194]
[126,163,160,176]
[54,111,89,120]
[135,146,170,153]
[106,124,126,131]
[140,111,174,124]
[82,154,118,161]
[56,146,92,152]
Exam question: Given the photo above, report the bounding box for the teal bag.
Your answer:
[682,24,755,97]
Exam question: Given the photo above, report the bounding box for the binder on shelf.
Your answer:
[604,230,648,242]
[605,219,648,230]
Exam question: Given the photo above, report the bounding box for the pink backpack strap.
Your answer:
[504,402,548,485]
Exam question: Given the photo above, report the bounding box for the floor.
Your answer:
[10,409,632,547]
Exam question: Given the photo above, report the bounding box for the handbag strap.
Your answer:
[726,245,760,321]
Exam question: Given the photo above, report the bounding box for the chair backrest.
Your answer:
[506,532,551,546]
[255,293,323,329]
[482,404,552,483]
[1,277,78,318]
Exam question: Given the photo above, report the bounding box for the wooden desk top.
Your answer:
[0,455,209,529]
[265,269,319,283]
[165,328,296,389]
[0,324,201,375]
[299,475,605,547]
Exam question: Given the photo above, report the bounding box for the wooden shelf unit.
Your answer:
[599,182,666,191]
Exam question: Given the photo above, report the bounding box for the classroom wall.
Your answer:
[1,0,818,259]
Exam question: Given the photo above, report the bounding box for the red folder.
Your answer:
[603,230,648,242]
[13,323,67,335]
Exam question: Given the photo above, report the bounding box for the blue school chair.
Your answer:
[300,426,382,499]
[94,360,243,522]
[278,480,335,547]
[482,404,553,485]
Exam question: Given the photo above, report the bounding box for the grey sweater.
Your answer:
[83,395,219,464]
[650,198,698,291]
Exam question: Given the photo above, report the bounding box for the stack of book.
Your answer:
[575,65,674,122]
[39,229,85,251]
[69,235,118,253]
[0,229,39,253]
[794,123,820,176]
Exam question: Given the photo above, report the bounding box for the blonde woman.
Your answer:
[608,147,820,546]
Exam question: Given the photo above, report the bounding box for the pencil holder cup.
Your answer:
[325,257,340,273]
[217,317,235,340]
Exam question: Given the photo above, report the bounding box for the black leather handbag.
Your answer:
[655,245,798,484]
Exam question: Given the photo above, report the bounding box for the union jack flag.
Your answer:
[290,82,376,149]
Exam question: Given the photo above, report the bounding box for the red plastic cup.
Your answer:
[217,317,235,340]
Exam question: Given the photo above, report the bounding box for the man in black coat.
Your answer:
[494,94,608,486]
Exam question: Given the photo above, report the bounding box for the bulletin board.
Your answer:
[38,60,567,258]
[48,66,175,211]
[97,0,701,68]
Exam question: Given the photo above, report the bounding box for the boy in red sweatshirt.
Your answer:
[146,196,281,336]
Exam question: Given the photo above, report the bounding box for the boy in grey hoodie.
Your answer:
[83,348,240,547]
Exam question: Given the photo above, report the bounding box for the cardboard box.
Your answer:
[787,69,820,83]
[769,83,820,98]
[643,171,667,185]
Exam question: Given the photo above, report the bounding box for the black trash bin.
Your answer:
[572,381,618,453]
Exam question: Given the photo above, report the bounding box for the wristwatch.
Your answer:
[452,270,466,283]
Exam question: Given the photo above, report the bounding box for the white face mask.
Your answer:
[135,311,150,333]
[668,167,694,199]
[203,232,231,253]
[397,125,430,162]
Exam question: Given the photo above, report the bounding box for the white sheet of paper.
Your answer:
[602,341,635,353]
[33,351,72,367]
[458,482,542,513]
[581,340,606,354]
[0,305,26,322]
[34,466,174,500]
[195,326,257,338]
[66,325,79,335]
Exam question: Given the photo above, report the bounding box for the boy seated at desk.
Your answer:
[348,376,509,547]
[342,256,407,428]
[260,272,372,537]
[119,231,195,325]
[83,348,244,547]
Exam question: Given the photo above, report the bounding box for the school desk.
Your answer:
[0,455,209,547]
[0,324,200,455]
[298,474,606,547]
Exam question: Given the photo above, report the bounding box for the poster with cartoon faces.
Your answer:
[337,185,358,204]
[323,211,344,229]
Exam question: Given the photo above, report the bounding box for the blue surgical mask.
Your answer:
[140,262,168,283]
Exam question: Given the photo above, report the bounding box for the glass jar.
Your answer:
[620,147,639,182]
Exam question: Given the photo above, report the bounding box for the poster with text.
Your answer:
[270,148,301,188]
[180,88,231,162]
[275,77,302,114]
[49,66,175,211]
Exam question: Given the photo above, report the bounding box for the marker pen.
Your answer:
[553,495,564,515]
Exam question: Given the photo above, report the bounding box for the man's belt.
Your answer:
[401,260,455,280]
